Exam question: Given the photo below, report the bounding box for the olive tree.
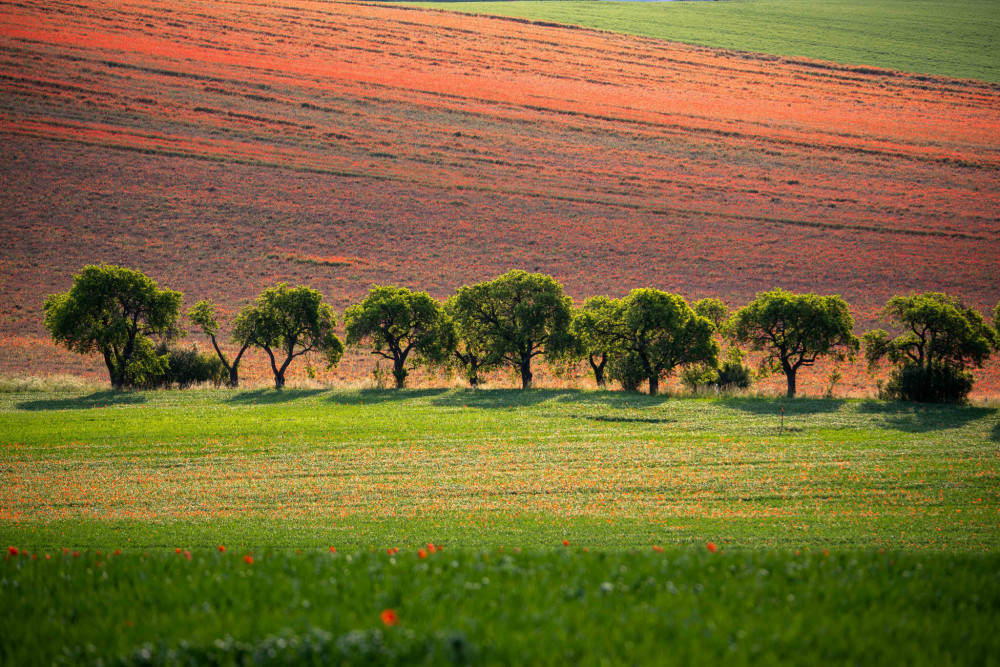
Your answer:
[233,283,343,389]
[451,270,574,389]
[188,299,251,387]
[610,289,718,396]
[863,292,998,402]
[345,286,453,389]
[43,264,182,390]
[728,289,859,398]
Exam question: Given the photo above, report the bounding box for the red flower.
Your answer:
[706,542,718,553]
[183,550,192,560]
[329,546,336,553]
[562,540,570,547]
[427,543,437,554]
[652,545,664,553]
[380,609,399,626]
[72,551,80,558]
[418,548,428,559]
[7,546,17,556]
[218,545,226,553]
[243,555,254,564]
[175,548,182,554]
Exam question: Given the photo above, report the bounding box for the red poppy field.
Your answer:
[1,0,999,394]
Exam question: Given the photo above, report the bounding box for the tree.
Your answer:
[345,286,453,389]
[233,283,343,389]
[43,264,182,390]
[692,298,729,332]
[863,292,998,402]
[571,296,621,388]
[443,295,499,388]
[728,289,859,398]
[188,299,251,387]
[451,270,574,389]
[610,289,718,396]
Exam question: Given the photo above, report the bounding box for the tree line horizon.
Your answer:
[42,265,1000,402]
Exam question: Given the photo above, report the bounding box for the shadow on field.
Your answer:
[431,389,671,410]
[993,420,1000,441]
[721,396,849,415]
[16,391,146,411]
[325,388,449,405]
[225,389,326,405]
[855,400,995,432]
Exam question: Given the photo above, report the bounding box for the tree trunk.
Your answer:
[520,357,533,390]
[228,365,240,388]
[393,358,407,389]
[784,366,797,398]
[590,354,606,388]
[648,374,659,396]
[274,371,285,390]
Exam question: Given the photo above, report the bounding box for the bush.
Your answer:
[607,352,646,392]
[680,364,717,392]
[142,344,225,389]
[880,363,974,404]
[716,357,753,390]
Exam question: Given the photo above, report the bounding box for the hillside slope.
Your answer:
[1,0,998,390]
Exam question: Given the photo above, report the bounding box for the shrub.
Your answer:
[143,344,225,389]
[607,352,646,392]
[880,363,974,404]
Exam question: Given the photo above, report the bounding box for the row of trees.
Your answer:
[43,265,1000,402]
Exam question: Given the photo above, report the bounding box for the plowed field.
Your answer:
[1,0,998,393]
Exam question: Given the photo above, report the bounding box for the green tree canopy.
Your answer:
[188,299,251,387]
[345,286,453,389]
[570,295,622,388]
[729,288,859,398]
[863,292,997,402]
[233,283,343,389]
[610,289,718,396]
[692,297,729,332]
[451,270,574,389]
[443,295,500,388]
[43,264,182,390]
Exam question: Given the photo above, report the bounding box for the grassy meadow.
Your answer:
[414,0,1000,82]
[2,388,999,662]
[2,388,998,551]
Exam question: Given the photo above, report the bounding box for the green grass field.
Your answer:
[410,0,1000,82]
[4,548,999,664]
[3,388,998,662]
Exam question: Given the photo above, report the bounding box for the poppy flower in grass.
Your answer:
[418,548,428,559]
[652,545,664,553]
[380,609,399,627]
[243,555,254,564]
[175,548,182,554]
[72,551,80,558]
[706,542,718,553]
[562,540,570,547]
[7,546,17,556]
[427,543,437,554]
[218,545,226,553]
[183,550,192,560]
[329,546,336,553]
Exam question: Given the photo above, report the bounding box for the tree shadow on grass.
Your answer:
[431,388,672,410]
[855,400,995,433]
[225,389,327,405]
[720,396,849,416]
[324,388,450,406]
[16,391,147,411]
[993,420,1000,442]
